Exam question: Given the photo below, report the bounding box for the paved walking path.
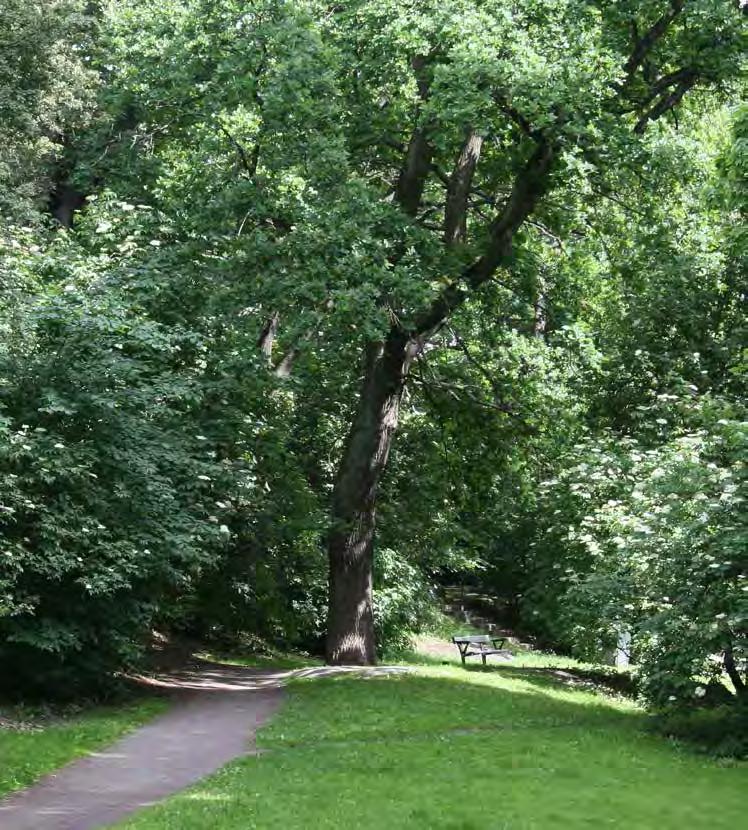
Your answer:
[0,659,407,830]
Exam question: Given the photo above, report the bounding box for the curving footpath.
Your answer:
[0,660,407,830]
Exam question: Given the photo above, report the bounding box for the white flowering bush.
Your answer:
[562,408,747,708]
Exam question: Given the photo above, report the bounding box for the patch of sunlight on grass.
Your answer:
[196,650,323,670]
[415,664,639,713]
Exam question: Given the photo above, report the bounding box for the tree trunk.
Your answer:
[50,181,86,228]
[326,329,417,664]
[325,135,556,665]
[724,643,747,700]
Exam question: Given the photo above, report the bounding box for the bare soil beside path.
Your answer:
[0,659,406,830]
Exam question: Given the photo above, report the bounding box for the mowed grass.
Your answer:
[114,659,746,830]
[0,696,167,798]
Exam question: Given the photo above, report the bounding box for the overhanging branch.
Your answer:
[413,136,556,339]
[622,1,685,82]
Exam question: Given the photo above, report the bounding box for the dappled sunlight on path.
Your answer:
[134,658,411,691]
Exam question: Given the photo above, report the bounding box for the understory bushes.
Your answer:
[520,404,747,711]
[0,234,222,696]
[655,702,748,759]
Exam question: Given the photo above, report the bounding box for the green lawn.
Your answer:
[113,657,746,830]
[0,697,167,799]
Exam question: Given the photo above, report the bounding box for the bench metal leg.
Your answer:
[481,653,486,666]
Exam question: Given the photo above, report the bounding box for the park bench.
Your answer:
[452,635,511,666]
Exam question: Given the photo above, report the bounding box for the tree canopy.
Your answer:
[0,0,745,710]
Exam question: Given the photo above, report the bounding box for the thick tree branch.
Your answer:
[257,311,280,360]
[613,3,705,133]
[444,129,484,246]
[413,137,556,338]
[622,1,685,81]
[394,56,434,216]
[274,346,299,378]
[272,314,328,378]
[493,95,540,139]
[634,74,697,133]
[396,131,433,215]
[644,66,697,105]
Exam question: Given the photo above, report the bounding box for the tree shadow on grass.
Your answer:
[463,663,638,698]
[261,666,648,756]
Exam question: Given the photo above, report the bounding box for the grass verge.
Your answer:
[0,696,167,799]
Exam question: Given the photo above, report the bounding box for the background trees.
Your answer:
[0,1,745,710]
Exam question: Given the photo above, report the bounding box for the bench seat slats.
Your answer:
[453,636,505,647]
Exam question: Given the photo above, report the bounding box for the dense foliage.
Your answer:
[0,0,745,732]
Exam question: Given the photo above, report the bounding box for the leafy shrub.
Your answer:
[374,548,437,654]
[655,702,748,759]
[0,231,221,696]
[520,398,747,711]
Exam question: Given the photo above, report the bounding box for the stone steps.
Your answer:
[441,587,536,650]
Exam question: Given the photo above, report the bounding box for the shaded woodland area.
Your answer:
[0,0,745,734]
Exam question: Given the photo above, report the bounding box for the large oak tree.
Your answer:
[320,0,745,662]
[20,0,742,668]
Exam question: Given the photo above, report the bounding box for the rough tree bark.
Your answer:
[444,129,483,246]
[326,332,420,663]
[257,311,280,360]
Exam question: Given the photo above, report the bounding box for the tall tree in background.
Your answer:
[3,0,743,680]
[323,1,745,662]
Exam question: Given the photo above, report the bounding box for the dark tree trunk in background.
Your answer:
[325,330,419,664]
[50,181,86,228]
[724,643,747,700]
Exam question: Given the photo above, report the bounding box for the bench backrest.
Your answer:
[452,635,492,644]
